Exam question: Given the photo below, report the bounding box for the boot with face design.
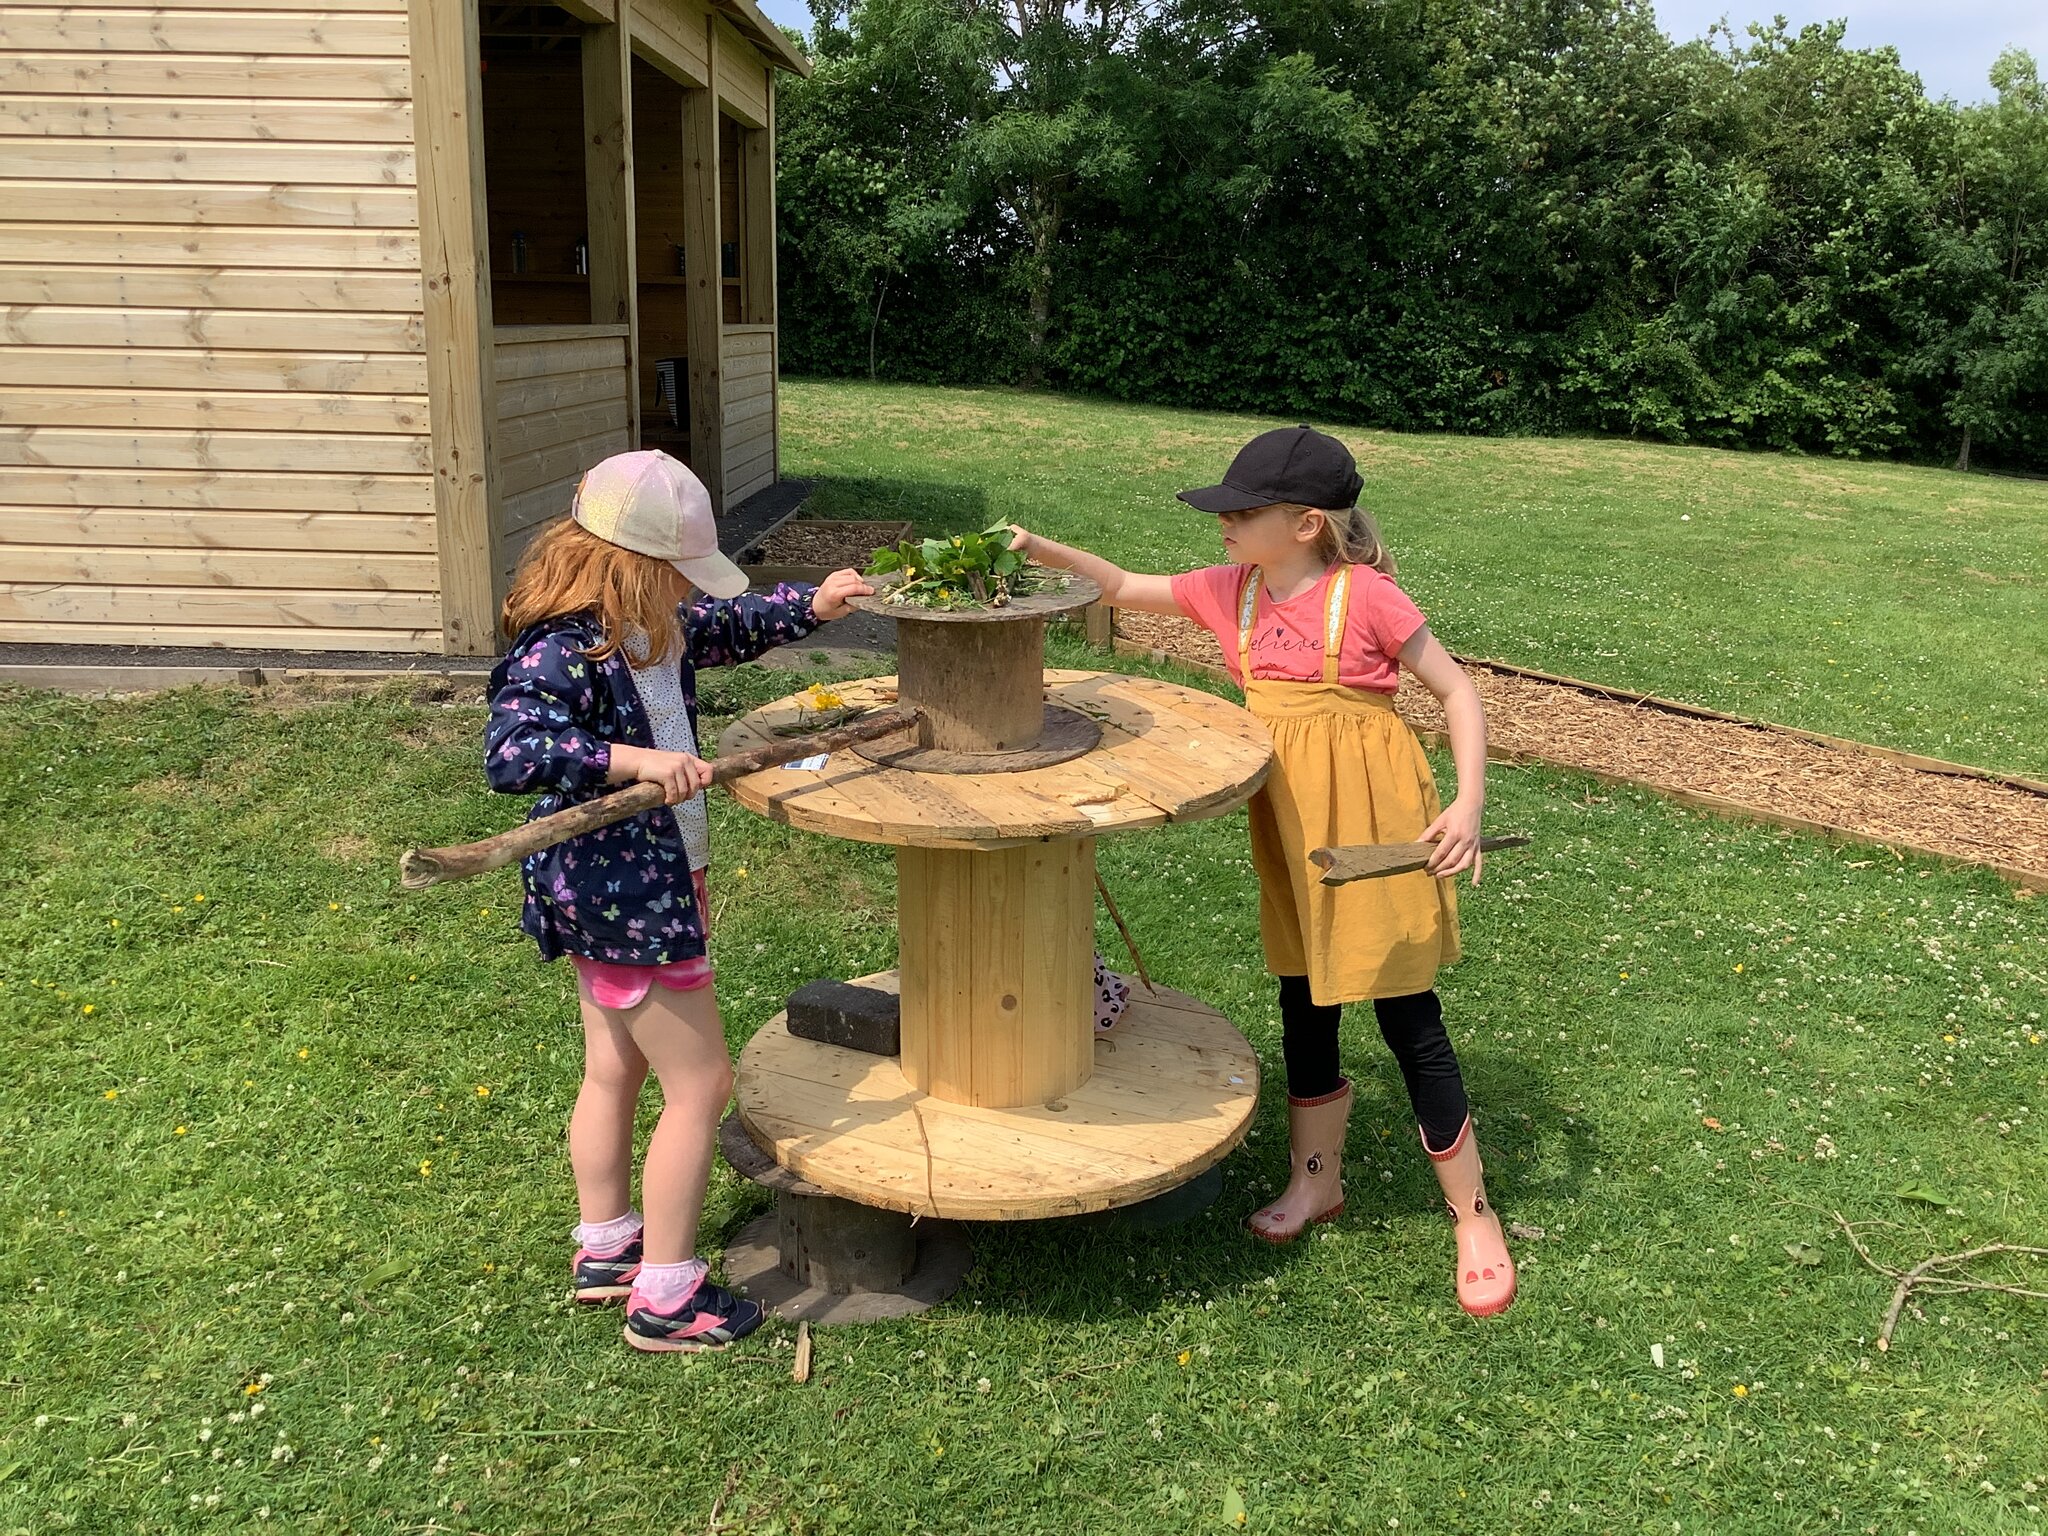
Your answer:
[1245,1079,1351,1244]
[1423,1117,1516,1317]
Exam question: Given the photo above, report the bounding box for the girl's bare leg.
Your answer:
[621,983,734,1266]
[571,993,651,1223]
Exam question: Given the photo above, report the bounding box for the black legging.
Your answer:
[1278,974,1469,1151]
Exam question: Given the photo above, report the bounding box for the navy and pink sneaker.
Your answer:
[622,1280,764,1353]
[571,1235,643,1304]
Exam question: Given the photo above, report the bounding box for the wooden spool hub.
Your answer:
[897,839,1095,1108]
[848,574,1102,771]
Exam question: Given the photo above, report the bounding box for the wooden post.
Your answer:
[582,16,639,443]
[681,21,724,509]
[741,122,774,326]
[408,0,499,655]
[894,616,1047,754]
[896,839,1095,1109]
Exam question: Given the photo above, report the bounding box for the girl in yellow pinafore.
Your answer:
[1010,425,1514,1317]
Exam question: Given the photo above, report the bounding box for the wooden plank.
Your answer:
[682,51,723,507]
[0,506,434,553]
[408,0,496,655]
[4,468,433,513]
[713,17,767,128]
[0,95,415,142]
[496,427,634,498]
[0,11,412,55]
[495,367,633,419]
[2,306,424,351]
[582,18,639,440]
[0,582,440,629]
[496,400,630,455]
[5,346,429,395]
[0,181,418,227]
[724,438,773,491]
[629,0,707,87]
[726,462,773,507]
[491,322,629,344]
[499,472,582,538]
[491,335,629,382]
[4,545,440,592]
[2,139,416,185]
[0,387,431,435]
[0,619,440,652]
[0,54,414,99]
[0,265,424,312]
[722,408,773,456]
[555,0,618,22]
[740,120,773,325]
[0,426,431,474]
[0,224,419,268]
[46,0,408,13]
[720,366,774,407]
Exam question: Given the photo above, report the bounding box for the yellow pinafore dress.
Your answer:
[1238,566,1460,1005]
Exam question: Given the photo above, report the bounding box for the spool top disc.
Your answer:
[846,569,1101,624]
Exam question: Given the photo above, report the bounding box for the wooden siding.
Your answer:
[492,325,634,574]
[722,324,775,506]
[0,0,439,652]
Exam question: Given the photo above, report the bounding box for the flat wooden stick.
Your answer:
[399,706,921,891]
[1094,872,1156,995]
[1309,835,1531,885]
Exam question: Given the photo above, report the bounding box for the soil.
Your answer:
[1111,610,2048,884]
[751,519,912,569]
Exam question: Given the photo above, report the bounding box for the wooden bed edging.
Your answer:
[1105,634,2048,891]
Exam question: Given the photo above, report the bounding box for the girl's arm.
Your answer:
[1007,526,1180,615]
[1397,625,1487,884]
[484,632,616,795]
[683,569,872,668]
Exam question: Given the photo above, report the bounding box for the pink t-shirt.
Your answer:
[1169,563,1427,693]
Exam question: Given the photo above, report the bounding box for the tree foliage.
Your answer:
[776,0,2048,469]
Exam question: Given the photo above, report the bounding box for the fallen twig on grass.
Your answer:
[1831,1211,2048,1351]
[793,1319,813,1385]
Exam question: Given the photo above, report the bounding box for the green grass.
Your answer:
[3,657,2044,1534]
[783,379,2048,778]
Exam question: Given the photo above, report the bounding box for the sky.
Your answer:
[752,0,2045,105]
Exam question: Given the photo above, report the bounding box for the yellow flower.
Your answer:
[242,1079,254,1088]
[419,1159,433,1178]
[1732,1384,1748,1398]
[244,1382,265,1397]
[81,1004,93,1015]
[297,1047,309,1061]
[174,1126,188,1136]
[483,1262,496,1274]
[328,902,340,912]
[1734,963,1744,973]
[109,919,119,928]
[1618,971,1629,980]
[475,1085,490,1098]
[194,894,205,903]
[479,908,491,918]
[734,866,749,880]
[408,974,418,982]
[103,1089,119,1100]
[1942,1034,1956,1044]
[1177,1349,1191,1367]
[172,906,184,914]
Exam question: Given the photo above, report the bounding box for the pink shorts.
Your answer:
[570,868,714,1010]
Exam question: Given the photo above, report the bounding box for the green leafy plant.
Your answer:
[863,522,1053,609]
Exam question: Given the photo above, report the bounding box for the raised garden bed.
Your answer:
[739,519,913,588]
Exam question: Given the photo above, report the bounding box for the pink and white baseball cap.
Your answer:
[571,450,750,599]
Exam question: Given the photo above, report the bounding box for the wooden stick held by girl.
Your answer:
[1009,426,1515,1317]
[484,449,874,1352]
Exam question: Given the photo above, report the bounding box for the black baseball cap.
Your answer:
[1177,426,1363,514]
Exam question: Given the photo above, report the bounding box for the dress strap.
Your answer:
[1321,565,1352,684]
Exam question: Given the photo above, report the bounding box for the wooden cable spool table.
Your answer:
[716,576,1272,1322]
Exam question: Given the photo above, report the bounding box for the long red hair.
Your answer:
[500,518,688,665]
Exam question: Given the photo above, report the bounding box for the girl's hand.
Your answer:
[1007,524,1060,566]
[612,744,713,805]
[812,568,874,621]
[1420,797,1485,884]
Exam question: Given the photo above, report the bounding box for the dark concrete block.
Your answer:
[787,979,901,1055]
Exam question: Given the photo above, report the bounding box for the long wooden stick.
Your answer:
[1309,835,1532,885]
[1094,872,1156,995]
[399,707,921,891]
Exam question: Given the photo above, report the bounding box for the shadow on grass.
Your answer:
[800,475,991,535]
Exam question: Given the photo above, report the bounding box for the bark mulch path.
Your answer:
[1111,610,2048,887]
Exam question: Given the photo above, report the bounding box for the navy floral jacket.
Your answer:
[484,584,820,965]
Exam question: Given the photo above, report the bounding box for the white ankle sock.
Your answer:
[633,1258,709,1310]
[573,1211,643,1254]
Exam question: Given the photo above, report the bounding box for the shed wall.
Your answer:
[0,0,439,651]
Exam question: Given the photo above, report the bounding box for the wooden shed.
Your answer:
[1,0,808,655]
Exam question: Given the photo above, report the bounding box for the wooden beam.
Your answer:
[681,28,723,509]
[740,123,773,326]
[582,17,640,443]
[408,0,500,655]
[554,0,618,21]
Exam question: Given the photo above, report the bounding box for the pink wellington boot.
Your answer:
[1423,1117,1515,1316]
[1246,1080,1351,1244]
